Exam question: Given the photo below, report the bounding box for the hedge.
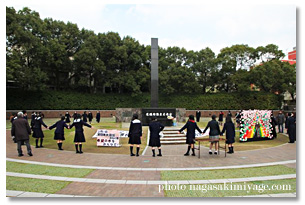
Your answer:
[6,89,282,110]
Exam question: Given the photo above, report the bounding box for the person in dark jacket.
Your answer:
[11,112,33,157]
[10,112,17,124]
[149,117,165,157]
[96,111,101,123]
[30,111,36,129]
[128,114,142,157]
[196,110,201,122]
[270,112,277,139]
[277,110,285,133]
[73,111,78,120]
[218,111,224,126]
[287,113,296,143]
[88,111,93,124]
[179,115,202,156]
[70,114,93,154]
[65,111,71,125]
[32,113,48,148]
[82,111,88,122]
[49,116,69,150]
[203,115,221,155]
[235,110,242,127]
[221,116,235,154]
[22,110,28,120]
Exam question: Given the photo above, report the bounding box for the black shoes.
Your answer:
[130,153,135,156]
[184,153,190,156]
[191,153,196,156]
[214,151,218,155]
[209,151,212,155]
[18,153,24,157]
[136,154,139,157]
[28,152,33,156]
[157,154,162,157]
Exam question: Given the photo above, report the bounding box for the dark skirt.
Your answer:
[186,137,195,144]
[54,133,65,141]
[128,135,141,145]
[226,136,235,144]
[74,132,86,142]
[149,137,161,147]
[32,128,44,138]
[65,118,71,123]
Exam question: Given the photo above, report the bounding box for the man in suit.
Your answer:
[11,112,33,157]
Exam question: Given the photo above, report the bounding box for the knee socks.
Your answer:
[136,147,140,156]
[152,149,155,157]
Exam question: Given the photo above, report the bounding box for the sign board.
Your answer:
[142,108,176,126]
[93,129,121,147]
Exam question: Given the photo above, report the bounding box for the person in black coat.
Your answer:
[128,114,142,156]
[10,113,17,124]
[30,111,36,129]
[179,115,202,156]
[70,114,93,154]
[32,113,48,148]
[65,111,71,125]
[49,116,69,150]
[196,110,201,122]
[11,112,33,157]
[82,111,88,122]
[218,111,224,126]
[88,111,93,124]
[221,116,235,154]
[270,112,277,139]
[149,117,165,157]
[203,115,221,155]
[96,111,101,123]
[287,113,296,143]
[73,111,78,120]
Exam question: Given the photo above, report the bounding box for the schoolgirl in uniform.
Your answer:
[128,114,142,156]
[70,114,93,154]
[32,113,48,148]
[49,116,69,150]
[149,117,165,157]
[65,111,71,125]
[179,115,202,156]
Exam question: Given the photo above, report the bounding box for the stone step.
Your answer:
[162,134,185,137]
[161,140,185,145]
[162,131,180,134]
[160,137,186,141]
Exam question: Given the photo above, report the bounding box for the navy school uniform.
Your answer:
[96,113,101,123]
[65,113,71,123]
[70,119,92,142]
[32,117,47,138]
[149,121,165,147]
[82,113,88,122]
[49,120,69,140]
[88,113,93,122]
[221,122,235,144]
[179,120,202,144]
[128,119,142,145]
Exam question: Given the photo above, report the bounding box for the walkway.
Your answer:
[6,130,297,197]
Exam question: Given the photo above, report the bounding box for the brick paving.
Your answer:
[6,129,297,197]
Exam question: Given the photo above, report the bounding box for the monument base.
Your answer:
[142,108,176,126]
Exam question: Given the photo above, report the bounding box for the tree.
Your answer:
[250,60,296,99]
[217,44,256,92]
[255,44,285,62]
[187,48,216,93]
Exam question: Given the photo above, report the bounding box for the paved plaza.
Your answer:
[6,130,297,197]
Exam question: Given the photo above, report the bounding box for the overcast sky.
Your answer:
[5,0,297,58]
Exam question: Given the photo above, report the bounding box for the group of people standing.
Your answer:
[127,112,236,158]
[11,111,94,157]
[65,111,101,124]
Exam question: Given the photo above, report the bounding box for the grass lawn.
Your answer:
[164,179,296,197]
[6,161,94,178]
[161,165,296,181]
[6,176,71,194]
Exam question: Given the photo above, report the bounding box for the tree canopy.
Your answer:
[6,6,295,100]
